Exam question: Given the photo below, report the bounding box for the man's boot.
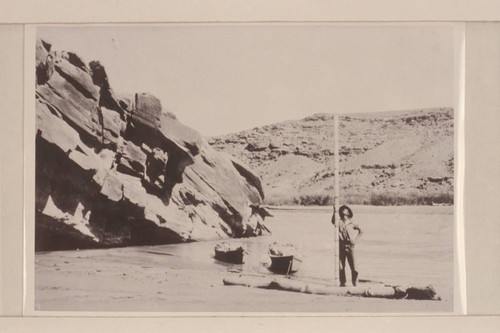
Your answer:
[352,271,358,286]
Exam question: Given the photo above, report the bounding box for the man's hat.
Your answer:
[339,205,353,218]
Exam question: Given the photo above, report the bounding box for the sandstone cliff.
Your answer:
[35,39,268,251]
[210,109,454,206]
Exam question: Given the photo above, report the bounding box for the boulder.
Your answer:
[88,60,109,88]
[144,147,169,189]
[36,40,54,85]
[89,60,126,119]
[159,112,202,155]
[100,106,126,146]
[133,93,162,129]
[63,51,88,72]
[37,70,103,147]
[116,140,147,177]
[53,56,99,101]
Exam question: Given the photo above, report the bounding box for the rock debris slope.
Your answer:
[35,39,268,251]
[210,110,454,206]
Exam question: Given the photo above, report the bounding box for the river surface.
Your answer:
[35,205,455,313]
[149,205,453,285]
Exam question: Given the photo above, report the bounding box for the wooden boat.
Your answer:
[267,242,302,275]
[268,254,302,275]
[214,243,244,264]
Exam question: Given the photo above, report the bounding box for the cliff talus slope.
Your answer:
[210,109,454,206]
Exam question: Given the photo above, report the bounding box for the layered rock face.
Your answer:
[35,39,268,251]
[210,109,454,206]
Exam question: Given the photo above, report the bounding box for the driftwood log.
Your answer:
[223,274,440,300]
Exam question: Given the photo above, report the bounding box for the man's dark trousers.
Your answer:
[339,242,358,286]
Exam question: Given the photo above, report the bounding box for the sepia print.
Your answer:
[32,24,456,313]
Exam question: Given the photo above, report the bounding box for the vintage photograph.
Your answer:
[33,24,456,312]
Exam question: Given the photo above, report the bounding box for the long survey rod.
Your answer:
[333,113,340,285]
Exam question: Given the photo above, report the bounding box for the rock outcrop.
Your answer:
[35,39,269,251]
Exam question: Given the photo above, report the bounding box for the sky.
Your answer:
[38,24,455,136]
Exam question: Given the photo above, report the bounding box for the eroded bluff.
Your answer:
[35,39,269,251]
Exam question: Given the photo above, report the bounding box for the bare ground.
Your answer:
[35,206,454,313]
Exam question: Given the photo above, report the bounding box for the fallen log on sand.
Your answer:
[223,274,440,300]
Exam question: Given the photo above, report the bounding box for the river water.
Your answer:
[141,205,454,289]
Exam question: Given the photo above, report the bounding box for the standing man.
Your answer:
[331,205,363,286]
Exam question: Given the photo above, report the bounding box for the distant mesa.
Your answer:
[210,109,454,207]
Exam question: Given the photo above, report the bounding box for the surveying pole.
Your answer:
[333,113,340,286]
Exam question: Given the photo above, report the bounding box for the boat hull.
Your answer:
[214,249,244,264]
[269,255,301,274]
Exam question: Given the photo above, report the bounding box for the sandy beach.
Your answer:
[35,206,454,313]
